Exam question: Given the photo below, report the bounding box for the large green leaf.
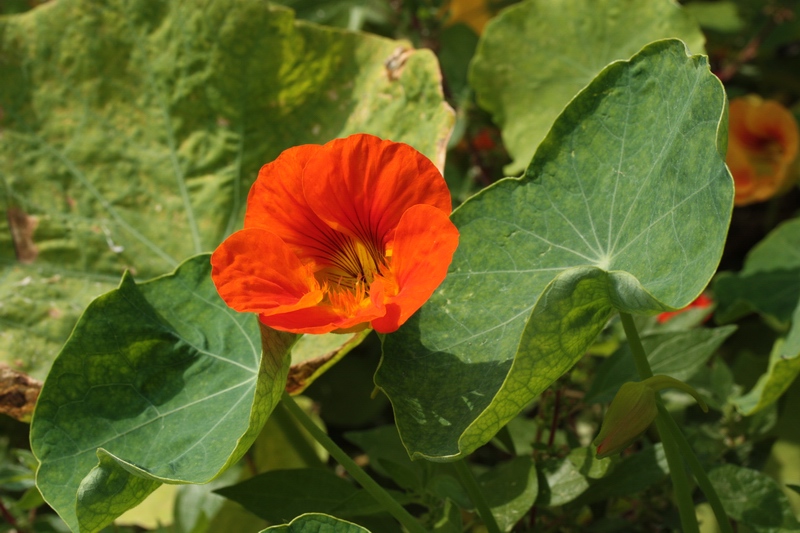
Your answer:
[469,0,705,174]
[0,0,453,379]
[30,255,295,533]
[378,39,732,460]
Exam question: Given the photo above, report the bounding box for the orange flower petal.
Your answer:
[261,292,386,335]
[370,204,459,333]
[302,134,452,250]
[244,144,345,267]
[211,228,323,316]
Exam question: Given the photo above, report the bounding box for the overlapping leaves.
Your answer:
[469,0,705,174]
[0,0,453,379]
[378,39,733,460]
[715,219,800,414]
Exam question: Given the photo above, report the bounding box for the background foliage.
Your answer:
[2,0,800,532]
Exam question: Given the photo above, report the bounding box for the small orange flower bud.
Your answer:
[594,375,708,458]
[727,95,799,206]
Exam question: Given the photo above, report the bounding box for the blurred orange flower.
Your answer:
[441,0,492,34]
[211,134,459,335]
[727,95,799,206]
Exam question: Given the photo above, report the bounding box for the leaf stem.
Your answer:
[618,312,654,379]
[272,400,326,469]
[653,416,700,533]
[618,312,699,533]
[281,392,427,533]
[453,460,502,533]
[657,403,734,533]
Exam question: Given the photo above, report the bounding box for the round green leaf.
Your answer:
[0,0,453,379]
[262,513,371,533]
[30,255,295,532]
[709,464,800,531]
[469,0,705,174]
[378,39,732,460]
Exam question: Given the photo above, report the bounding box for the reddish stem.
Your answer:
[0,496,22,532]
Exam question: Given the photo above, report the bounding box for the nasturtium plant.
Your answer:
[0,0,453,379]
[379,39,733,460]
[5,0,800,532]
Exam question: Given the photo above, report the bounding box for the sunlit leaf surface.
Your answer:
[469,0,704,174]
[379,40,732,460]
[0,0,454,380]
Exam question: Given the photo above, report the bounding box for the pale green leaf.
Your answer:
[30,255,295,533]
[0,0,453,379]
[734,335,800,415]
[378,39,732,460]
[469,0,705,173]
[478,456,537,531]
[535,457,588,507]
[287,331,370,395]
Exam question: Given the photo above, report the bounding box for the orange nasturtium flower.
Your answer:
[727,95,800,206]
[211,134,460,335]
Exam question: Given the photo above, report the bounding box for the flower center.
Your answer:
[316,235,387,298]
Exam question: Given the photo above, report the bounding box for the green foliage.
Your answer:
[469,0,706,174]
[587,326,737,404]
[378,39,732,461]
[30,255,295,532]
[4,0,800,532]
[214,468,405,524]
[709,464,800,532]
[0,0,453,380]
[715,219,800,414]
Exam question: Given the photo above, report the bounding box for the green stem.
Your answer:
[657,403,734,533]
[619,312,654,379]
[281,392,427,533]
[272,399,326,469]
[618,312,698,533]
[453,460,502,533]
[653,415,700,533]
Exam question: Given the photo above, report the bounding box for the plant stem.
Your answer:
[618,312,654,379]
[657,403,734,533]
[272,399,326,469]
[618,312,699,533]
[281,392,427,533]
[653,415,700,533]
[453,460,502,533]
